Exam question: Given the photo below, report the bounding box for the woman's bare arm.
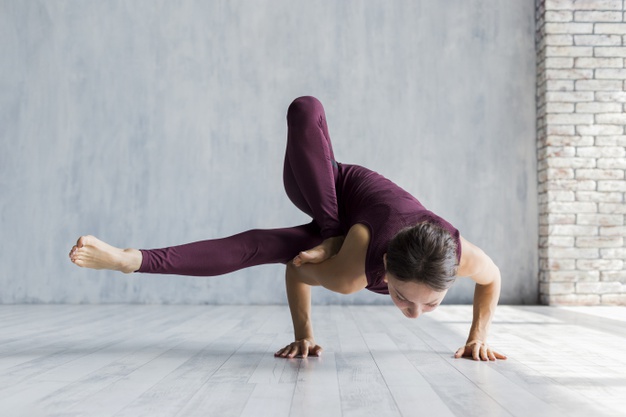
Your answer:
[454,236,507,361]
[274,224,370,358]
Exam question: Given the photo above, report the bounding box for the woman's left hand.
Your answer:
[454,340,507,361]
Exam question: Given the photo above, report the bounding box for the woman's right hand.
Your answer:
[274,338,323,358]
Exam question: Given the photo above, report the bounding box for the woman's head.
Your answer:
[384,221,459,292]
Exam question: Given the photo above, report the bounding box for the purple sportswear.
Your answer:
[137,96,462,295]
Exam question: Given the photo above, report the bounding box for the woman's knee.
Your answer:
[287,96,324,123]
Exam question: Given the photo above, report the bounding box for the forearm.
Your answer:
[468,268,501,343]
[285,266,316,340]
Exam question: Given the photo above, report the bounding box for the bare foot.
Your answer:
[69,235,142,274]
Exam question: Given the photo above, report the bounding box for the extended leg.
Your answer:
[70,223,323,275]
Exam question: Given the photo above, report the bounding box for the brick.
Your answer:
[539,213,576,224]
[595,92,626,102]
[594,47,626,57]
[547,91,595,102]
[597,158,626,169]
[547,113,594,124]
[575,169,624,180]
[550,201,597,213]
[546,157,596,168]
[575,80,623,91]
[545,23,594,34]
[600,226,626,236]
[576,259,624,270]
[549,224,598,235]
[548,247,599,258]
[596,69,626,79]
[600,225,626,236]
[540,282,576,295]
[545,179,597,191]
[550,190,577,201]
[601,270,626,283]
[575,57,623,68]
[601,294,626,305]
[547,125,576,135]
[575,34,622,46]
[574,11,623,22]
[598,180,626,191]
[546,46,594,57]
[544,294,600,306]
[595,24,626,35]
[595,136,626,146]
[546,69,595,81]
[546,11,573,22]
[576,124,624,135]
[596,114,626,124]
[576,191,623,202]
[546,80,575,91]
[578,213,623,225]
[544,34,574,45]
[540,258,577,271]
[543,146,577,159]
[576,236,623,247]
[576,282,623,294]
[576,102,622,113]
[545,0,623,10]
[600,247,626,258]
[544,270,599,282]
[545,135,593,146]
[547,102,576,113]
[548,169,576,180]
[599,202,626,213]
[540,236,576,247]
[577,146,626,158]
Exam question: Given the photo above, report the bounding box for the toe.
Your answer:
[77,235,92,247]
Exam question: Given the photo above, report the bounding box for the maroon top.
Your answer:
[335,163,462,295]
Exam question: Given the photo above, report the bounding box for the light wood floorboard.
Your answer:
[0,305,624,417]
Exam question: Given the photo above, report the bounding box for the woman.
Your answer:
[69,96,507,362]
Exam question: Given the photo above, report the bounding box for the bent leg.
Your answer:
[137,222,323,276]
[283,96,343,239]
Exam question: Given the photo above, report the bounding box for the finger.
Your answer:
[287,344,299,358]
[488,349,497,361]
[279,345,292,357]
[454,347,465,358]
[312,345,323,357]
[301,342,309,358]
[494,351,507,360]
[472,344,480,361]
[480,346,489,361]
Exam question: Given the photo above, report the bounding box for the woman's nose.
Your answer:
[406,308,420,319]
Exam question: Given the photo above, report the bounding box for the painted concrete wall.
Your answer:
[0,0,537,305]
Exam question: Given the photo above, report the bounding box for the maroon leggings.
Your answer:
[137,96,344,276]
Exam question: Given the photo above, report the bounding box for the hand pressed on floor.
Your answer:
[454,340,507,361]
[274,338,323,359]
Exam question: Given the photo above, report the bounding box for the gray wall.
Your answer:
[0,0,538,305]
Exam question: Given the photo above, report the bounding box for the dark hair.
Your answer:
[385,221,459,291]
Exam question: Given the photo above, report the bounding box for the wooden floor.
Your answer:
[1,305,625,417]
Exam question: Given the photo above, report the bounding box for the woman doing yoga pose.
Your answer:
[69,96,506,361]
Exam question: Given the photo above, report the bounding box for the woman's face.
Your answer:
[383,255,448,319]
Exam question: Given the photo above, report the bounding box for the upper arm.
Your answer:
[308,223,370,294]
[457,235,500,285]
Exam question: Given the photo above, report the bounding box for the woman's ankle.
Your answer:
[121,249,143,274]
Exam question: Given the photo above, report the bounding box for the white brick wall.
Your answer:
[536,0,626,305]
